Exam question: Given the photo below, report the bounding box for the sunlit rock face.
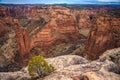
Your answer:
[0,5,94,58]
[83,15,120,60]
[0,5,120,67]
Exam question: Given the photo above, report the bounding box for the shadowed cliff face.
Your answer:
[0,5,120,67]
[83,15,120,60]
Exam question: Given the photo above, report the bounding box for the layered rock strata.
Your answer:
[83,15,120,60]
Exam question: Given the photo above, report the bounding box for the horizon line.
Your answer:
[0,2,120,5]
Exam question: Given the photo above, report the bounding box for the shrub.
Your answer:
[28,55,54,78]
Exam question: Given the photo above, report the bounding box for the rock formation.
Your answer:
[0,48,120,80]
[0,30,17,68]
[14,19,31,61]
[83,15,120,60]
[99,47,120,67]
[0,5,120,67]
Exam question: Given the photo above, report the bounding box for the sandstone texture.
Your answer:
[0,31,17,67]
[0,48,120,80]
[0,5,94,67]
[0,5,120,67]
[99,47,120,66]
[83,15,120,60]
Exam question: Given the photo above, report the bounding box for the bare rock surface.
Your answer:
[46,55,89,69]
[0,51,120,80]
[99,48,120,65]
[0,70,30,80]
[43,59,120,80]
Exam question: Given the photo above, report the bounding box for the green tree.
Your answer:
[28,55,54,79]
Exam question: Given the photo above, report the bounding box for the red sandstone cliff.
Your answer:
[83,15,120,60]
[0,5,119,67]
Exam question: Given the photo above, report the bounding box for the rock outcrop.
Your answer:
[99,47,120,67]
[14,19,31,62]
[0,48,120,80]
[83,15,120,60]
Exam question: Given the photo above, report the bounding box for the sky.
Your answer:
[0,0,120,4]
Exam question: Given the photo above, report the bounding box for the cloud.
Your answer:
[98,0,120,2]
[0,0,120,4]
[0,0,89,4]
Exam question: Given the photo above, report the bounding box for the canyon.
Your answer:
[0,5,120,68]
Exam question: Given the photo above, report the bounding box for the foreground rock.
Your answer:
[99,47,120,66]
[0,52,120,80]
[44,58,120,80]
[0,71,30,80]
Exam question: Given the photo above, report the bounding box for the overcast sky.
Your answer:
[98,0,120,2]
[0,0,120,4]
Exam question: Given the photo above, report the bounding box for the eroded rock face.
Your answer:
[14,20,31,61]
[0,5,94,61]
[0,5,120,67]
[0,5,93,66]
[0,31,17,68]
[83,15,120,60]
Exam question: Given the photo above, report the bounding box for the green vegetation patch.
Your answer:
[28,55,54,79]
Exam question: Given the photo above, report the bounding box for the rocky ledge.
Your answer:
[0,48,120,80]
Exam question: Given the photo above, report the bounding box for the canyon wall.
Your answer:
[83,15,120,60]
[0,5,96,57]
[0,5,120,67]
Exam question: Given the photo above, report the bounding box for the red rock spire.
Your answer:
[13,19,31,61]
